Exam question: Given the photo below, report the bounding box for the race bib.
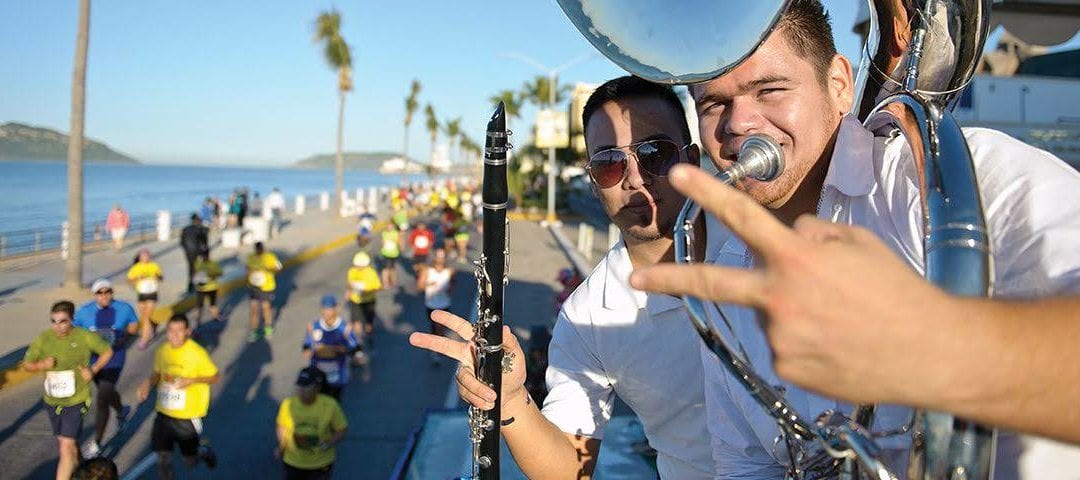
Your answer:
[193,271,210,285]
[316,360,341,384]
[248,271,267,287]
[413,236,430,249]
[45,370,76,398]
[157,383,187,411]
[350,280,367,293]
[136,278,159,294]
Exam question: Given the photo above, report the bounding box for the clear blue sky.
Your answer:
[0,1,956,166]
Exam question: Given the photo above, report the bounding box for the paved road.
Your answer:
[0,219,570,479]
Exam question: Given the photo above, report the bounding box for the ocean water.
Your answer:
[0,160,425,234]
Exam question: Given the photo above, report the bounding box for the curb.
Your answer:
[0,228,361,392]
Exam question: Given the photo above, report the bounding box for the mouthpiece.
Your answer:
[719,134,784,184]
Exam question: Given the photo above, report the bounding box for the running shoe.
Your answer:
[199,444,218,470]
[82,440,101,459]
[264,326,274,339]
[247,331,259,343]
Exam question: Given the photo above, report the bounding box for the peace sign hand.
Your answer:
[630,164,953,406]
[409,310,527,414]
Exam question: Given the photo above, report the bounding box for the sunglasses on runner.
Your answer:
[95,289,113,295]
[586,139,691,189]
[50,317,71,325]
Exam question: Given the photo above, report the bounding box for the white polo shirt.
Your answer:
[544,238,716,479]
[702,115,1080,478]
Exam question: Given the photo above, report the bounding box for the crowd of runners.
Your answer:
[23,179,478,480]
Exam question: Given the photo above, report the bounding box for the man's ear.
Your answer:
[687,144,701,166]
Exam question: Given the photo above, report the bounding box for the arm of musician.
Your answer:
[500,389,602,479]
[911,296,1080,445]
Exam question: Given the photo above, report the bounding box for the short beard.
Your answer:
[623,225,663,242]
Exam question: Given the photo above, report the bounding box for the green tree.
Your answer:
[65,0,91,287]
[520,75,571,108]
[314,9,352,208]
[402,79,421,177]
[424,103,439,168]
[443,117,462,165]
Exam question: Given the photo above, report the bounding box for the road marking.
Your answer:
[120,452,158,480]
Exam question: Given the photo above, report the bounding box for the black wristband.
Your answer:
[500,417,515,427]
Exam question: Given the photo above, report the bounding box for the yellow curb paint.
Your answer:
[1,227,362,392]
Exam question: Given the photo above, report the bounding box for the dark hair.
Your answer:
[168,313,190,328]
[51,300,75,318]
[777,0,837,84]
[191,213,201,222]
[581,75,691,146]
[72,457,119,480]
[254,242,264,253]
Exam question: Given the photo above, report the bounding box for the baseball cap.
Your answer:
[91,279,112,293]
[320,294,338,308]
[296,366,326,388]
[352,252,371,268]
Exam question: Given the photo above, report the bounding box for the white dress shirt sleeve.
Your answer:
[542,309,615,440]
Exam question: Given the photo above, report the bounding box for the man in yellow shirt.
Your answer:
[136,314,220,480]
[246,241,283,342]
[193,253,223,328]
[344,252,381,349]
[275,367,348,480]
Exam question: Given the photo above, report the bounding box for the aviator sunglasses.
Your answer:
[586,139,691,188]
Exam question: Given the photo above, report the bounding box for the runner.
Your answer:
[246,241,282,342]
[378,224,402,289]
[192,253,223,328]
[452,212,470,260]
[407,221,435,277]
[275,367,348,480]
[303,295,358,399]
[127,248,163,349]
[23,300,113,479]
[418,248,454,365]
[345,252,381,351]
[440,204,458,259]
[105,204,129,251]
[73,279,138,458]
[136,314,219,480]
[391,204,410,232]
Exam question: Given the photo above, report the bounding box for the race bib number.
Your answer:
[316,360,341,384]
[193,271,210,285]
[45,370,76,398]
[413,236,430,249]
[350,280,367,293]
[157,383,187,411]
[248,271,267,287]
[136,278,159,294]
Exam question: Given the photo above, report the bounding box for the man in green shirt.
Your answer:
[24,300,113,480]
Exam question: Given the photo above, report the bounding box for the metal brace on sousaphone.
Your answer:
[555,0,995,479]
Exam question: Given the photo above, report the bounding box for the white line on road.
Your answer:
[120,452,157,480]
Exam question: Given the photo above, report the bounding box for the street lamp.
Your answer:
[502,51,596,225]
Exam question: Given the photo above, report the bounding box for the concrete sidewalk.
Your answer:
[0,208,361,388]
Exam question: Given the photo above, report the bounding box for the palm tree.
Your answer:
[424,104,439,168]
[314,10,352,208]
[65,0,91,288]
[443,117,462,165]
[402,79,421,178]
[520,75,571,108]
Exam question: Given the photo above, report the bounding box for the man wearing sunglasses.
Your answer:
[73,278,139,458]
[627,0,1080,475]
[23,300,113,479]
[411,75,716,478]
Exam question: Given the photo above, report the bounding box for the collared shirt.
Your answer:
[702,115,1080,477]
[544,238,717,479]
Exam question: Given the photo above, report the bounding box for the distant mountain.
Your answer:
[293,151,413,170]
[0,122,138,163]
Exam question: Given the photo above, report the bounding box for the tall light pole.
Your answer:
[503,52,595,225]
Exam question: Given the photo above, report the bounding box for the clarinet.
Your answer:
[468,101,510,479]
